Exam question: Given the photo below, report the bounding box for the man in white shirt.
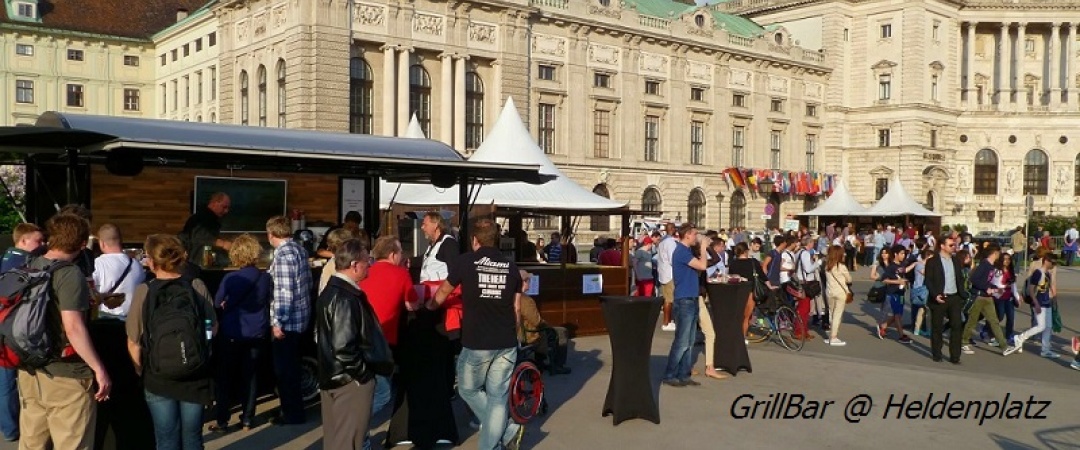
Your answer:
[1064,224,1078,266]
[92,224,144,319]
[794,237,825,331]
[656,222,678,331]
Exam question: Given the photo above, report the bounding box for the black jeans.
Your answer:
[273,331,306,423]
[929,294,964,361]
[214,338,262,426]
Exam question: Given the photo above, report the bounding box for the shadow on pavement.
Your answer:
[1035,425,1080,449]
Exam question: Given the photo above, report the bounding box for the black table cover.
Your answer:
[90,318,155,450]
[705,283,753,376]
[600,295,661,426]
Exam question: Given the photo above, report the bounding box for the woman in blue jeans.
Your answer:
[126,235,218,450]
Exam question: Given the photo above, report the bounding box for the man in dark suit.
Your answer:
[924,236,967,363]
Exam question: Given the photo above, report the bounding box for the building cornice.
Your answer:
[0,22,151,44]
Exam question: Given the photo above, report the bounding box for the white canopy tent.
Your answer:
[863,176,940,217]
[381,97,627,211]
[797,180,868,216]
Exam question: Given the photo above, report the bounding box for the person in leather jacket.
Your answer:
[316,239,392,449]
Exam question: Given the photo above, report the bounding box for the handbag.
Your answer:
[96,257,135,309]
[795,251,822,298]
[751,267,770,302]
[866,281,886,304]
[829,270,854,304]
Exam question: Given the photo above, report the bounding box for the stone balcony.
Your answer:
[528,0,829,69]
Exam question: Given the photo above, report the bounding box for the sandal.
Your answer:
[704,371,729,380]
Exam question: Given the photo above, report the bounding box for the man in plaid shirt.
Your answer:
[266,215,313,425]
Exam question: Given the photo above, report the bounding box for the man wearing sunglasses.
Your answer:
[924,237,968,364]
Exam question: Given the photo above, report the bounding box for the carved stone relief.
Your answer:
[533,34,567,58]
[1057,165,1071,193]
[236,20,249,44]
[468,22,497,45]
[767,75,789,94]
[354,3,385,27]
[413,13,444,36]
[272,5,287,29]
[253,13,267,38]
[588,5,621,19]
[804,82,824,100]
[686,61,713,83]
[639,52,668,76]
[589,43,620,67]
[728,69,752,89]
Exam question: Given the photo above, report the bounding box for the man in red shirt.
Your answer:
[597,238,622,266]
[358,236,418,447]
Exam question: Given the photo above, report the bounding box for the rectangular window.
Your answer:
[932,23,940,41]
[645,80,661,96]
[183,76,190,107]
[208,32,217,46]
[690,121,704,165]
[881,23,892,39]
[538,103,555,154]
[879,75,891,100]
[770,131,782,169]
[183,44,190,57]
[171,80,178,111]
[15,80,33,104]
[732,126,745,167]
[123,55,139,66]
[537,64,555,81]
[732,93,746,107]
[594,72,611,88]
[875,178,889,200]
[931,75,939,101]
[123,88,140,111]
[160,54,166,66]
[805,134,817,170]
[196,71,203,104]
[66,84,83,107]
[160,83,166,114]
[593,110,610,158]
[976,85,984,105]
[878,128,891,147]
[806,103,817,117]
[691,87,705,102]
[171,49,177,61]
[15,44,33,56]
[930,129,938,148]
[195,39,203,52]
[843,28,850,41]
[1025,38,1035,54]
[210,66,217,100]
[977,211,996,223]
[67,49,84,61]
[644,115,659,162]
[1026,85,1035,105]
[15,2,35,18]
[770,98,784,112]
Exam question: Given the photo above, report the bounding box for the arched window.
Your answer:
[973,148,998,194]
[687,189,706,227]
[257,65,267,126]
[926,191,935,212]
[409,64,432,137]
[277,59,286,127]
[590,184,611,231]
[465,72,484,150]
[729,191,746,229]
[210,112,216,123]
[1023,149,1049,195]
[349,57,373,134]
[195,115,202,123]
[1075,154,1080,196]
[239,70,249,125]
[641,187,662,214]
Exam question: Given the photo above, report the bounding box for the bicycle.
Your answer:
[745,301,805,351]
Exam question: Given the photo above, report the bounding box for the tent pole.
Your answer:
[458,174,470,253]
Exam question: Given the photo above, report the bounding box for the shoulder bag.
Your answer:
[829,269,854,304]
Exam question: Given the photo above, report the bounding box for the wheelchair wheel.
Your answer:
[774,306,805,352]
[509,361,544,424]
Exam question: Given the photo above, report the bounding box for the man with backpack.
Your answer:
[0,222,44,442]
[267,216,313,426]
[12,213,111,450]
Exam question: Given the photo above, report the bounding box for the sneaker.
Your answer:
[876,324,886,340]
[1040,351,1060,359]
[899,335,912,344]
[961,345,974,355]
[823,338,831,344]
[436,439,454,445]
[469,420,481,430]
[989,338,998,347]
[662,378,686,387]
[1070,360,1080,371]
[505,426,525,450]
[661,322,677,332]
[1012,336,1025,354]
[744,339,749,345]
[829,339,847,347]
[1072,336,1079,355]
[682,379,701,387]
[1003,345,1021,356]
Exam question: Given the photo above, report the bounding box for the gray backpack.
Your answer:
[0,260,75,369]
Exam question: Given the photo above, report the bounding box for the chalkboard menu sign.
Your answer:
[194,176,287,233]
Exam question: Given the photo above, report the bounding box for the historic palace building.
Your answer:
[5,0,1078,234]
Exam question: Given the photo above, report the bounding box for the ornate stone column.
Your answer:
[381,45,396,137]
[397,47,412,136]
[999,23,1010,105]
[1050,22,1062,108]
[440,53,454,144]
[1068,23,1077,107]
[454,55,467,150]
[1016,22,1026,110]
[966,22,978,106]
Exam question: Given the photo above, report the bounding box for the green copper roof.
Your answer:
[622,0,765,38]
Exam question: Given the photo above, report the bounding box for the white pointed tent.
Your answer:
[379,115,428,208]
[864,176,940,216]
[798,180,869,216]
[382,98,627,211]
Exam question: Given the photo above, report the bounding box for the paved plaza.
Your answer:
[4,265,1079,450]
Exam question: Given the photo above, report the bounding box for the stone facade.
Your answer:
[154,7,221,123]
[728,0,1080,231]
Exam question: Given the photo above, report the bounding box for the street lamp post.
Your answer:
[758,178,776,242]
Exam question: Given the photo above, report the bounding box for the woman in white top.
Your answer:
[823,245,851,346]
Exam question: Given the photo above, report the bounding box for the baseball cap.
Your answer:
[641,236,654,245]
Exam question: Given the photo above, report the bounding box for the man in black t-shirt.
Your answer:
[427,219,524,450]
[178,192,232,266]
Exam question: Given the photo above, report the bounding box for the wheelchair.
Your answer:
[509,342,548,424]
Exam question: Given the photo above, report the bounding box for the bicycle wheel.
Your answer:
[745,306,771,344]
[509,361,545,424]
[774,306,805,351]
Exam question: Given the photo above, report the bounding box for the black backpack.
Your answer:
[141,279,209,381]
